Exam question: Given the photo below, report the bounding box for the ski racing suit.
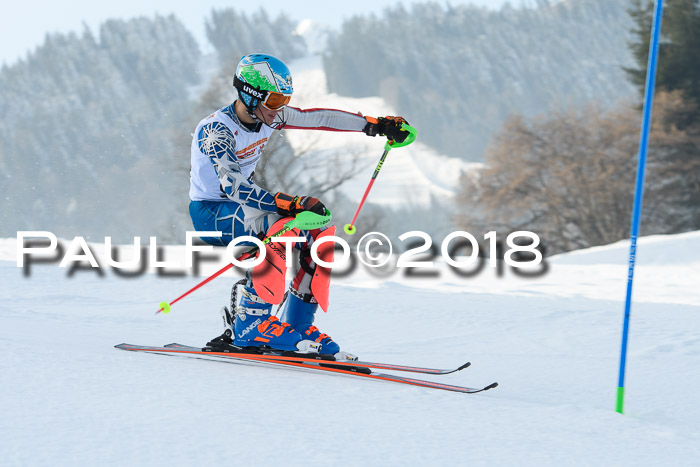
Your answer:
[190,102,371,312]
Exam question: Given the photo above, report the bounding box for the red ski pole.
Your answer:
[156,210,332,314]
[344,124,417,235]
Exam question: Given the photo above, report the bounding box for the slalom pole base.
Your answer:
[616,386,625,414]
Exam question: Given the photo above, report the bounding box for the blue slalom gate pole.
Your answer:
[616,0,665,414]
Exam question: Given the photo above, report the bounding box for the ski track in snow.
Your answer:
[1,232,700,465]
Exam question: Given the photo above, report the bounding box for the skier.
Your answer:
[189,53,410,359]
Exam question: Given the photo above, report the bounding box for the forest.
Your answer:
[2,0,697,255]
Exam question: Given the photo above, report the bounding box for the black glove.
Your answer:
[274,192,327,217]
[363,116,410,143]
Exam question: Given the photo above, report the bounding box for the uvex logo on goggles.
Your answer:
[242,84,265,100]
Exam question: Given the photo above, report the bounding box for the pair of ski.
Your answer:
[115,343,498,394]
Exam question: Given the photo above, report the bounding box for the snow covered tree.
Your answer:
[205,8,306,67]
[323,0,635,161]
[0,15,201,241]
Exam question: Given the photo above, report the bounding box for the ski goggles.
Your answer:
[233,76,291,110]
[259,92,291,111]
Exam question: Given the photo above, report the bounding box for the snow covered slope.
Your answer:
[1,231,699,465]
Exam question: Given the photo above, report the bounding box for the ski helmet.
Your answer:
[233,54,293,113]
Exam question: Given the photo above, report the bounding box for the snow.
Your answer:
[1,231,699,465]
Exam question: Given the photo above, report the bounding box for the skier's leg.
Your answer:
[228,217,322,353]
[281,226,355,358]
[189,200,276,246]
[282,292,339,354]
[191,200,318,353]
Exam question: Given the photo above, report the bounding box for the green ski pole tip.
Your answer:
[344,224,356,235]
[159,301,171,314]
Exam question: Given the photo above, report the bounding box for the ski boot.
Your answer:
[220,281,319,353]
[281,291,356,360]
[205,279,243,349]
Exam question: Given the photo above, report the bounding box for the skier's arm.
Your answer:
[280,106,368,132]
[280,106,410,142]
[197,122,277,212]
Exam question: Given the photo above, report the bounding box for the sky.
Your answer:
[0,0,518,66]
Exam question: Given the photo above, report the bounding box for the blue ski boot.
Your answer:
[232,282,319,353]
[281,291,343,356]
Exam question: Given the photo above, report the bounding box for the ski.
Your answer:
[115,343,498,394]
[163,343,472,375]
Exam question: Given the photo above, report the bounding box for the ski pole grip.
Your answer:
[292,209,332,230]
[387,123,417,149]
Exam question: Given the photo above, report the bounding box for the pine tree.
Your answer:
[624,0,654,92]
[624,0,700,127]
[624,1,700,232]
